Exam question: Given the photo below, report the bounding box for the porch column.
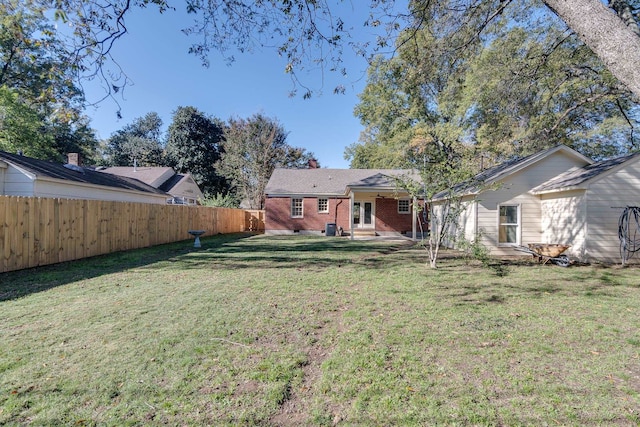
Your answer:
[350,191,355,240]
[412,196,417,241]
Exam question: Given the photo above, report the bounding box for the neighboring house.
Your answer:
[99,166,204,205]
[0,151,169,204]
[264,168,427,238]
[432,144,640,263]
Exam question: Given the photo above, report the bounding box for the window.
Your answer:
[498,205,519,244]
[398,199,411,214]
[291,198,303,218]
[318,198,328,213]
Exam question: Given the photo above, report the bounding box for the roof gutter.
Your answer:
[529,185,587,196]
[265,192,346,198]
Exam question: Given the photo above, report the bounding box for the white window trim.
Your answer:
[398,199,411,214]
[291,198,304,218]
[497,204,520,246]
[318,197,329,213]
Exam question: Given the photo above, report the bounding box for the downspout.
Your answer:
[412,196,417,241]
[334,198,343,223]
[334,198,343,233]
[474,198,479,246]
[0,161,6,195]
[350,191,355,240]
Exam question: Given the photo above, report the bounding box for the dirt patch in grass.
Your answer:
[269,300,349,426]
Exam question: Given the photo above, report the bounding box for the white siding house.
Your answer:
[432,145,596,260]
[531,152,640,263]
[99,166,204,205]
[0,151,169,204]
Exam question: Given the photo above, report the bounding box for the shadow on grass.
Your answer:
[0,234,416,301]
[168,235,420,271]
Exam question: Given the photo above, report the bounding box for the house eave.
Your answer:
[530,185,587,196]
[266,192,347,198]
[431,190,479,203]
[347,185,409,193]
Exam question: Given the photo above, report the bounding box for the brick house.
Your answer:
[264,168,427,239]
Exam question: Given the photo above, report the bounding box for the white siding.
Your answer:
[3,165,35,196]
[540,190,587,261]
[34,180,167,204]
[0,162,5,194]
[170,176,204,202]
[459,199,476,243]
[475,151,586,256]
[476,189,541,256]
[430,197,475,248]
[1,163,166,204]
[585,160,640,263]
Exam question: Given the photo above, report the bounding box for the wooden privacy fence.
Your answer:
[0,196,265,273]
[244,209,265,232]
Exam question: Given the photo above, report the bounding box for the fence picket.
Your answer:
[0,196,265,273]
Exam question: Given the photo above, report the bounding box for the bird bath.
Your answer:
[188,230,206,248]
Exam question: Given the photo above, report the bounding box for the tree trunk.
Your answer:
[543,0,640,98]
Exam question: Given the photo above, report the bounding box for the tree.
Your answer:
[458,23,638,160]
[0,2,101,162]
[0,86,57,159]
[347,56,419,168]
[5,1,637,104]
[165,106,226,195]
[349,1,639,169]
[543,0,640,97]
[175,0,640,99]
[6,0,634,108]
[218,113,315,209]
[395,0,640,99]
[48,116,100,164]
[101,112,164,166]
[0,1,84,116]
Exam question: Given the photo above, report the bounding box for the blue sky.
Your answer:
[82,5,388,169]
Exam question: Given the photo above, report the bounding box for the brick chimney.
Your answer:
[67,153,82,166]
[308,158,318,169]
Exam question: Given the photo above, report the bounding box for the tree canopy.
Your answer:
[0,86,56,158]
[348,0,640,170]
[165,106,226,196]
[3,0,640,169]
[24,0,640,102]
[101,112,164,167]
[0,1,98,160]
[217,113,316,209]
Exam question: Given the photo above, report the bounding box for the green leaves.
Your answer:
[217,113,314,209]
[0,86,58,159]
[351,0,640,171]
[165,106,226,195]
[102,112,164,167]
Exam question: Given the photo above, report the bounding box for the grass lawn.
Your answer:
[1,233,640,426]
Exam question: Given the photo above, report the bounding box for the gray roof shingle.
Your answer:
[265,168,421,196]
[0,151,168,195]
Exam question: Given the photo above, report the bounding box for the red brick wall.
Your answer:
[375,197,428,233]
[265,196,428,234]
[265,197,350,232]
